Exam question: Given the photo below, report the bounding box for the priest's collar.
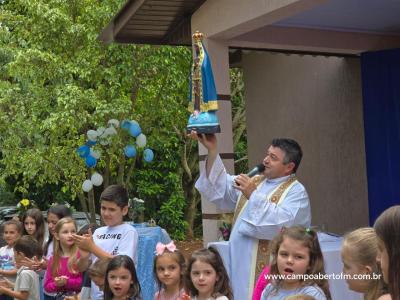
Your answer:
[266,173,295,183]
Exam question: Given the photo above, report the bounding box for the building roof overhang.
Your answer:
[99,0,205,45]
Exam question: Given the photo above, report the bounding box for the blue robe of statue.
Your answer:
[187,35,220,133]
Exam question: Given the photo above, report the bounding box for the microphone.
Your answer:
[247,163,266,178]
[234,163,265,186]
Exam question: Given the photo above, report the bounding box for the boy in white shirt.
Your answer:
[74,184,138,300]
[0,235,42,300]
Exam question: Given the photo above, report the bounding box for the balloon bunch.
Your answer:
[121,120,154,162]
[76,119,154,192]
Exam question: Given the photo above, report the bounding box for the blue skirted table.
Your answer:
[131,223,171,300]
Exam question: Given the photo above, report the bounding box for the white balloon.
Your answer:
[108,119,120,128]
[136,133,147,148]
[104,126,117,136]
[98,130,111,146]
[82,180,93,192]
[99,138,110,146]
[91,172,103,186]
[97,127,106,137]
[90,149,101,159]
[87,130,98,141]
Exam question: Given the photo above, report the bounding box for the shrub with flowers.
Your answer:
[219,222,231,241]
[17,198,37,216]
[128,197,145,223]
[218,213,233,241]
[19,199,30,208]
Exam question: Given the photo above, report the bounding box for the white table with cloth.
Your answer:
[209,232,363,300]
[131,223,171,300]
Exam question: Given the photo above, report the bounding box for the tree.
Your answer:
[0,0,191,235]
[0,0,248,239]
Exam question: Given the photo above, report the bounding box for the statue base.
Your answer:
[186,111,221,134]
[186,124,221,134]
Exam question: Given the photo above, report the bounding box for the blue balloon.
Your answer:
[86,140,97,147]
[85,155,97,168]
[121,120,131,130]
[129,122,141,137]
[77,145,90,158]
[143,148,154,162]
[124,145,137,158]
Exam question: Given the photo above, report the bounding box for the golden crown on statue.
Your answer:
[192,31,204,41]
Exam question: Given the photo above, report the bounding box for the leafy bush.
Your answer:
[0,184,15,205]
[157,192,188,240]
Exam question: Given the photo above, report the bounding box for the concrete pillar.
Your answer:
[202,39,234,246]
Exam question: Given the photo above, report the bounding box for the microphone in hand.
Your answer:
[235,163,265,186]
[246,163,266,178]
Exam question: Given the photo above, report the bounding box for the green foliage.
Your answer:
[156,173,188,240]
[158,194,188,241]
[0,0,135,198]
[0,183,15,205]
[0,0,191,237]
[230,68,248,174]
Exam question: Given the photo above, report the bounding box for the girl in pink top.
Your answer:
[252,266,270,300]
[44,217,82,298]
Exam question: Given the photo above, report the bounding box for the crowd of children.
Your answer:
[0,184,138,300]
[0,184,398,300]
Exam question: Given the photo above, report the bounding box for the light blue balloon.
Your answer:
[129,122,141,137]
[85,155,97,168]
[77,145,90,158]
[121,120,131,130]
[124,145,137,158]
[143,148,154,162]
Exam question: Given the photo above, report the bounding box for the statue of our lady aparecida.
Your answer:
[186,31,221,134]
